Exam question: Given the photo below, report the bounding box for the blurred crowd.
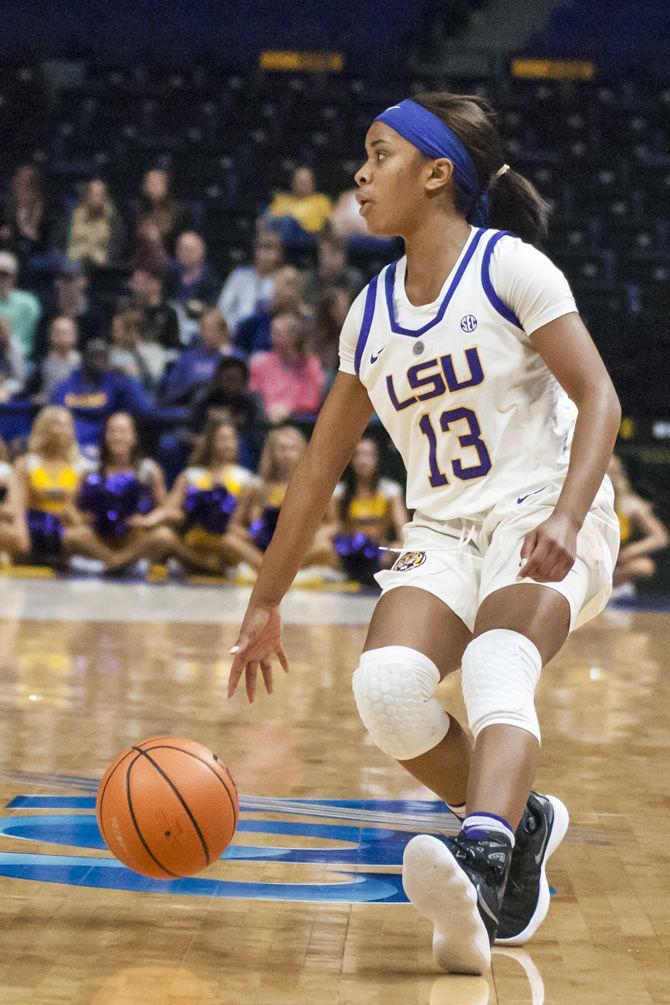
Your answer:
[0,161,667,592]
[0,160,409,583]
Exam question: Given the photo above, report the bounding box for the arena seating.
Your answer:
[2,61,668,415]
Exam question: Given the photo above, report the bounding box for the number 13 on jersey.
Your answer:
[419,407,492,486]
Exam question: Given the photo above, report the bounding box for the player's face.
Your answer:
[354,122,427,237]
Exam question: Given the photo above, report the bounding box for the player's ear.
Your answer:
[424,157,454,195]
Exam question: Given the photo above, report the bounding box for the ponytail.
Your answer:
[412,91,552,247]
[487,168,551,247]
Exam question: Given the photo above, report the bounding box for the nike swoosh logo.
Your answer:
[534,829,551,865]
[369,347,385,364]
[517,485,548,505]
[477,888,498,925]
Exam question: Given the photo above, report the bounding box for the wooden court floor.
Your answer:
[0,578,668,1005]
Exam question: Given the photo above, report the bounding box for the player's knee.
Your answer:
[352,646,449,760]
[461,629,542,743]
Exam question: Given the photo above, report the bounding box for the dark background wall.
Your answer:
[1,0,443,67]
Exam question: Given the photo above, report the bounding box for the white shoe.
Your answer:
[403,834,492,975]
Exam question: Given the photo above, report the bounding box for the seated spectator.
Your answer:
[303,232,364,304]
[249,311,325,424]
[169,231,220,311]
[22,316,80,403]
[0,317,27,401]
[0,251,41,360]
[218,230,283,332]
[0,165,55,271]
[110,310,168,391]
[235,265,307,357]
[159,308,241,407]
[51,338,152,450]
[141,419,262,575]
[333,436,408,581]
[33,259,104,359]
[264,166,332,244]
[133,168,189,268]
[189,355,265,468]
[65,179,126,267]
[13,405,120,567]
[609,454,668,595]
[0,435,29,558]
[128,265,181,350]
[77,411,167,571]
[313,286,353,381]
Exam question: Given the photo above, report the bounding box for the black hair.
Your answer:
[338,436,381,525]
[412,91,552,247]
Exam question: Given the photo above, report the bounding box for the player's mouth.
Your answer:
[356,192,373,216]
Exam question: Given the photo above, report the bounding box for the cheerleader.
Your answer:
[13,406,120,567]
[608,453,667,590]
[248,425,338,566]
[146,419,263,574]
[333,436,408,586]
[77,411,167,571]
[0,437,29,559]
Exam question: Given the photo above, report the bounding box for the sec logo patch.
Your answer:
[460,314,478,333]
[392,551,427,572]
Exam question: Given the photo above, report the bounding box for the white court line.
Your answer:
[0,576,377,626]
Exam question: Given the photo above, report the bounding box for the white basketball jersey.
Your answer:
[344,227,578,521]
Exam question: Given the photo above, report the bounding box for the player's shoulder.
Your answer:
[484,227,558,270]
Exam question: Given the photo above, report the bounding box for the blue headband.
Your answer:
[374,99,489,226]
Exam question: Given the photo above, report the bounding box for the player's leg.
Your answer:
[401,585,569,974]
[466,582,570,827]
[459,582,571,949]
[361,585,472,808]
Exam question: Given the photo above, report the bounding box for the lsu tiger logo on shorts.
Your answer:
[392,551,427,572]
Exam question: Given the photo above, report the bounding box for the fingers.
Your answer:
[227,654,246,698]
[260,658,273,694]
[246,661,259,704]
[276,644,289,675]
[520,530,536,562]
[522,541,574,582]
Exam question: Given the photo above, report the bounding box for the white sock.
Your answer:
[462,812,515,848]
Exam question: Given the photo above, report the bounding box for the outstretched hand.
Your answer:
[227,604,289,704]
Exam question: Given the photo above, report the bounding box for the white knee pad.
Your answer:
[461,629,542,743]
[352,646,450,761]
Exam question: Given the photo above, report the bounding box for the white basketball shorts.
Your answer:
[375,477,620,633]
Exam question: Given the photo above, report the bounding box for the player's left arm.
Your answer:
[520,312,621,583]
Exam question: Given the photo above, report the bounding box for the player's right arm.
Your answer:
[228,371,372,703]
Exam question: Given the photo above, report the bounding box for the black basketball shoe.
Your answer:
[495,792,569,945]
[403,830,512,974]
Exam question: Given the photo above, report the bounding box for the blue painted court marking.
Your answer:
[0,852,406,903]
[0,795,457,903]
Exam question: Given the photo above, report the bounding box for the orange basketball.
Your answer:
[96,736,238,879]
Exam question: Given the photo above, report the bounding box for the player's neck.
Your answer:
[403,214,472,307]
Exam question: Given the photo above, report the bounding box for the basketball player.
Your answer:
[228,93,621,975]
